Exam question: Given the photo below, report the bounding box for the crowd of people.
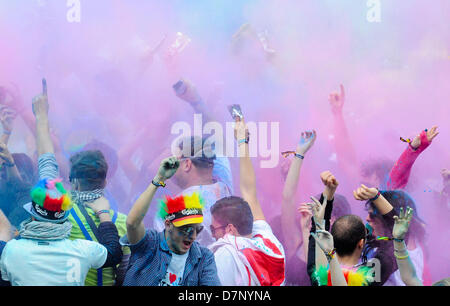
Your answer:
[0,76,448,287]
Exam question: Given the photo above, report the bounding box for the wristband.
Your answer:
[326,249,336,261]
[376,236,404,242]
[95,210,110,217]
[294,153,304,160]
[152,180,166,188]
[238,138,248,144]
[369,190,381,202]
[281,151,304,159]
[394,253,409,260]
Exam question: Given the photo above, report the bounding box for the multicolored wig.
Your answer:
[31,178,72,212]
[312,265,374,286]
[158,193,205,227]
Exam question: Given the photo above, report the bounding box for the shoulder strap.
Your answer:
[77,203,102,242]
[71,203,104,287]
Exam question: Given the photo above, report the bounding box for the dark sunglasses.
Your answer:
[176,224,204,237]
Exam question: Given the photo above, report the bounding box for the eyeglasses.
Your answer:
[210,224,228,236]
[176,224,204,238]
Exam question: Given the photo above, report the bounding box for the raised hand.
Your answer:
[0,106,17,134]
[393,206,414,240]
[311,230,334,254]
[308,195,328,230]
[353,184,378,201]
[32,78,49,119]
[441,169,450,183]
[297,203,313,231]
[234,116,249,143]
[329,84,345,116]
[85,196,111,214]
[320,170,339,200]
[0,142,15,167]
[154,156,180,182]
[173,78,202,105]
[296,130,317,156]
[410,126,439,149]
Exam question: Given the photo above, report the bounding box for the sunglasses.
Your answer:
[210,224,228,236]
[176,224,204,238]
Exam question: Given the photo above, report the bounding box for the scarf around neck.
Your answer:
[19,218,72,240]
[71,189,104,204]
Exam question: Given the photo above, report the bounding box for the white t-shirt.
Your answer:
[210,220,286,286]
[0,238,107,286]
[383,245,424,286]
[158,251,189,286]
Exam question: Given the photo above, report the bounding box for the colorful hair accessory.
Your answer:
[30,178,72,212]
[158,192,204,227]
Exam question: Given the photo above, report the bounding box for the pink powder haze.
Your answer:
[0,1,449,283]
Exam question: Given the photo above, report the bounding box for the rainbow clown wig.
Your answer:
[158,193,205,227]
[23,178,73,223]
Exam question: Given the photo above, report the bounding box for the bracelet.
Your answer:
[326,249,336,261]
[238,138,248,144]
[294,153,304,160]
[369,190,381,202]
[152,180,166,188]
[95,210,110,217]
[394,253,409,260]
[376,236,404,242]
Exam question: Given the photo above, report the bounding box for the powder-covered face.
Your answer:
[366,208,385,237]
[165,221,201,255]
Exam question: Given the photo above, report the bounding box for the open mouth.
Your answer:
[183,240,193,248]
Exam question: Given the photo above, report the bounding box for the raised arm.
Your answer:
[83,197,123,268]
[0,106,16,145]
[307,172,338,284]
[126,157,179,244]
[392,207,423,286]
[353,184,393,215]
[309,196,330,271]
[328,84,359,179]
[312,230,347,286]
[32,79,54,156]
[0,142,23,184]
[281,131,316,258]
[174,78,213,123]
[387,126,439,190]
[235,117,265,221]
[1,84,36,136]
